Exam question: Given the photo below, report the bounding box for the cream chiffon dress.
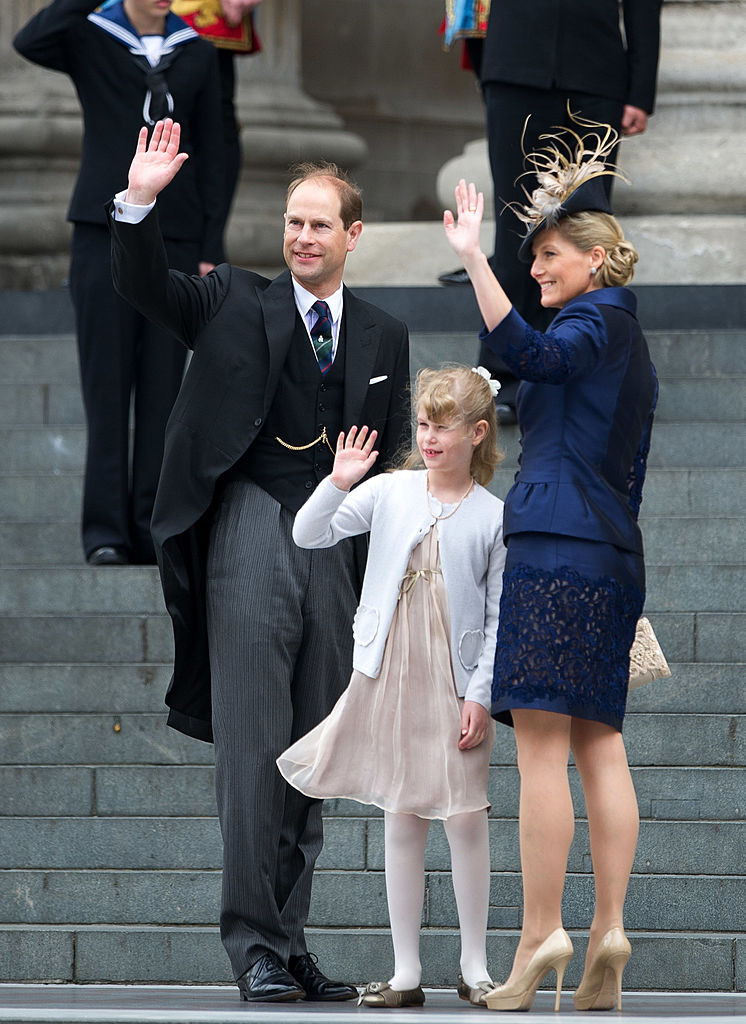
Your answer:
[277,523,494,820]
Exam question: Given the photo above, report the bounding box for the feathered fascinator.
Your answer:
[512,113,629,262]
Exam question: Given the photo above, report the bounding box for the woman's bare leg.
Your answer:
[571,718,639,967]
[504,709,573,983]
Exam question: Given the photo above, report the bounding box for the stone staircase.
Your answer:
[0,289,744,990]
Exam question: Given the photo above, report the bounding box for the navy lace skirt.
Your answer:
[492,532,645,732]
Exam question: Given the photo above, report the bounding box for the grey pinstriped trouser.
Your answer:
[206,477,358,979]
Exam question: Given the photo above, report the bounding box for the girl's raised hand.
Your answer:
[330,426,379,492]
[443,179,484,263]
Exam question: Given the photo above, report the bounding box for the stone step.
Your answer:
[0,563,740,613]
[1,711,742,767]
[0,614,172,664]
[2,422,744,474]
[0,664,172,713]
[2,329,743,382]
[0,866,742,936]
[2,373,743,429]
[409,330,746,380]
[0,924,738,990]
[0,661,739,717]
[0,380,84,427]
[0,605,741,665]
[655,378,746,422]
[0,567,164,613]
[641,516,744,564]
[2,467,744,522]
[0,815,743,877]
[0,336,78,381]
[1,764,742,821]
[0,473,83,521]
[649,611,746,663]
[0,513,743,567]
[0,521,82,564]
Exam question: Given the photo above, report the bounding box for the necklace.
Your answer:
[425,473,474,521]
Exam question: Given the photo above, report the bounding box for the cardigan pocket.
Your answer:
[458,629,485,670]
[353,604,379,646]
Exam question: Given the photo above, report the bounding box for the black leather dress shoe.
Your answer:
[495,402,518,426]
[288,952,358,1001]
[237,952,305,1002]
[87,545,129,566]
[437,267,471,286]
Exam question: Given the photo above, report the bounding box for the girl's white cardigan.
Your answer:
[292,470,506,709]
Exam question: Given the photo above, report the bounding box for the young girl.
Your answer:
[277,365,506,1008]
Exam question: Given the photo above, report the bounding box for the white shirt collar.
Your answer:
[292,279,344,325]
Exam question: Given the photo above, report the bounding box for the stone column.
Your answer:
[225,0,367,267]
[0,1,80,288]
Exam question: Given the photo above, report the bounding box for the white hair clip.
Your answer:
[472,365,501,397]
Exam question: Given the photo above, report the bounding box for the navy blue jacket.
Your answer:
[481,287,657,554]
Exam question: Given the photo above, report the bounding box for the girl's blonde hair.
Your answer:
[400,365,503,486]
[556,211,639,287]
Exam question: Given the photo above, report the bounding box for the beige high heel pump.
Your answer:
[484,928,573,1012]
[573,927,631,1011]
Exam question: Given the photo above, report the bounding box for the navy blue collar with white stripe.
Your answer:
[88,2,198,123]
[89,1,197,52]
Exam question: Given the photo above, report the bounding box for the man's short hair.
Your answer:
[286,162,363,229]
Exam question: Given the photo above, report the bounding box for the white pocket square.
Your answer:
[369,375,388,385]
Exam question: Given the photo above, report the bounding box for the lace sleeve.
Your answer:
[627,372,659,519]
[481,303,607,385]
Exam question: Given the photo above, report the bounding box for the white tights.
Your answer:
[383,808,492,991]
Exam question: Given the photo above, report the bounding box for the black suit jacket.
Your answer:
[14,0,225,263]
[110,207,411,741]
[480,0,661,114]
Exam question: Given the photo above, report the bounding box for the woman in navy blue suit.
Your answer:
[443,123,657,1013]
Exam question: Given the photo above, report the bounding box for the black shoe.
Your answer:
[437,267,471,286]
[495,402,518,426]
[237,952,305,1003]
[87,545,129,566]
[288,952,358,1001]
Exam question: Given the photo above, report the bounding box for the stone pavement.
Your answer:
[0,987,745,1024]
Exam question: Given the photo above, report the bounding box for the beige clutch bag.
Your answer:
[628,616,671,689]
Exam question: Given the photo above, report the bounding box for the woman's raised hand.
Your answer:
[443,179,485,263]
[330,426,379,492]
[125,118,189,206]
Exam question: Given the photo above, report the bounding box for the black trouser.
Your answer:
[69,222,198,562]
[479,84,623,397]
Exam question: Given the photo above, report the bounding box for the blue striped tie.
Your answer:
[311,300,334,375]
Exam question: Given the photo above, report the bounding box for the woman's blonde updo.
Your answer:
[400,365,503,486]
[557,211,639,287]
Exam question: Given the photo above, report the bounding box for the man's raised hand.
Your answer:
[125,119,189,206]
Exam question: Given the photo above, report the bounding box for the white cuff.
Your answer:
[111,190,155,224]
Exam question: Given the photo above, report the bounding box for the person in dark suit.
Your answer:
[108,119,411,1001]
[13,0,225,566]
[440,0,662,424]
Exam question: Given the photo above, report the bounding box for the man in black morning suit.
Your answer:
[463,0,662,419]
[108,120,410,1001]
[13,0,224,566]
